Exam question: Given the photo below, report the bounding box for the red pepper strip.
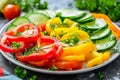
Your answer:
[16,45,56,62]
[28,60,48,67]
[5,23,41,42]
[15,36,63,62]
[0,41,25,53]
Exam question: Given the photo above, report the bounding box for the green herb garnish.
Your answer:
[24,46,41,55]
[50,24,57,30]
[49,65,57,71]
[16,0,48,12]
[15,66,28,78]
[12,42,21,49]
[97,72,104,80]
[29,75,37,80]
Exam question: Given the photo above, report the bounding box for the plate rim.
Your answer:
[0,19,120,75]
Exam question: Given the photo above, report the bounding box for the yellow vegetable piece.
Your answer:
[101,51,111,61]
[63,18,78,27]
[86,56,103,68]
[86,51,102,61]
[50,27,79,39]
[59,55,85,61]
[61,41,96,56]
[46,17,62,34]
[61,30,90,41]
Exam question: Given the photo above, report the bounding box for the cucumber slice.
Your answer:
[94,33,117,51]
[44,10,56,18]
[56,8,86,19]
[33,10,50,18]
[12,17,30,26]
[75,13,95,23]
[90,27,111,40]
[24,12,32,17]
[27,13,50,25]
[6,24,16,31]
[81,18,108,30]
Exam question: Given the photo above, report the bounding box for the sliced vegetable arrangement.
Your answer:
[0,9,120,71]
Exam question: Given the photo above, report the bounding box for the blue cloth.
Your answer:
[0,67,21,80]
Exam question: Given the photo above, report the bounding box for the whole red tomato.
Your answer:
[3,4,21,20]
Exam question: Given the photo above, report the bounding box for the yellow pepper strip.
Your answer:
[61,30,90,41]
[100,51,111,62]
[58,55,85,61]
[92,13,120,39]
[50,27,79,39]
[63,18,78,27]
[86,50,111,68]
[61,41,96,56]
[86,56,103,68]
[86,51,102,61]
[46,17,62,34]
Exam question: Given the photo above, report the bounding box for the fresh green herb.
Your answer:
[43,31,49,35]
[16,0,48,12]
[16,31,22,36]
[15,66,38,79]
[49,65,57,71]
[12,42,21,49]
[75,0,120,21]
[61,33,80,45]
[15,66,28,78]
[29,75,37,80]
[50,24,57,30]
[62,23,69,27]
[59,31,67,37]
[97,72,104,80]
[24,46,41,55]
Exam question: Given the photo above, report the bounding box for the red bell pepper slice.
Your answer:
[5,23,41,42]
[15,36,63,62]
[0,38,25,53]
[0,35,35,53]
[28,60,48,67]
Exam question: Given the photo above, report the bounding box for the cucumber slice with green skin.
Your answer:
[75,13,95,23]
[94,33,117,51]
[33,10,50,18]
[44,10,56,18]
[6,24,16,31]
[56,8,86,19]
[12,17,30,26]
[24,12,32,17]
[81,18,108,30]
[90,27,111,40]
[27,13,50,25]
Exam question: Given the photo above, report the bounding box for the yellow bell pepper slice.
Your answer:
[61,41,96,56]
[86,51,102,61]
[50,27,79,39]
[86,56,103,68]
[61,30,90,41]
[63,19,78,27]
[100,51,111,62]
[58,55,85,61]
[46,17,62,34]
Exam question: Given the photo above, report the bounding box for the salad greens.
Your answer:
[16,0,48,12]
[75,0,120,22]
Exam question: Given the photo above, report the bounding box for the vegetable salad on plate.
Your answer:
[0,9,120,71]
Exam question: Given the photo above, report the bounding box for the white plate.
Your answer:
[0,20,120,75]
